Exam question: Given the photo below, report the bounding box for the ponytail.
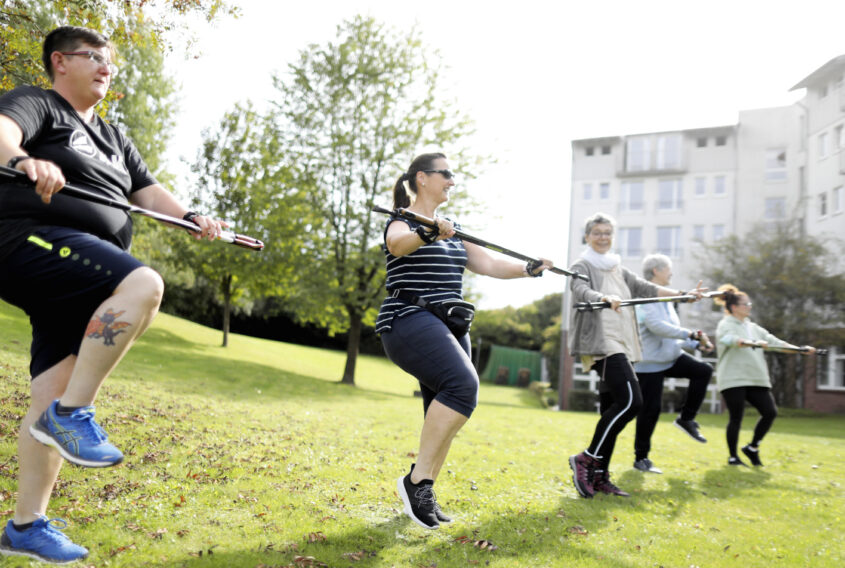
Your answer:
[393,173,412,209]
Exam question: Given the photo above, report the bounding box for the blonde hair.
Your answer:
[714,283,747,313]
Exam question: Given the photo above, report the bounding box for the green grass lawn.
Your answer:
[0,301,843,567]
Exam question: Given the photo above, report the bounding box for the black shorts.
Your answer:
[0,226,145,378]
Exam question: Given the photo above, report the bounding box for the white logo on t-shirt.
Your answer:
[70,130,96,156]
[68,129,124,170]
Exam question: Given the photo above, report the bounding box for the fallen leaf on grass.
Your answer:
[473,539,497,550]
[187,545,218,557]
[148,528,167,540]
[293,555,327,566]
[177,529,190,538]
[568,525,589,535]
[342,550,376,561]
[305,531,327,543]
[109,543,137,557]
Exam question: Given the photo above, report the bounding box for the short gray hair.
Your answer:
[582,212,616,237]
[642,253,671,280]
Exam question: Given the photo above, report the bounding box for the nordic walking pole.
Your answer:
[372,205,589,281]
[742,340,827,355]
[0,165,264,250]
[574,290,726,312]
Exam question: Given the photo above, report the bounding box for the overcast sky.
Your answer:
[163,0,845,309]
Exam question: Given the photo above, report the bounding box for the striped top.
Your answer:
[375,216,468,333]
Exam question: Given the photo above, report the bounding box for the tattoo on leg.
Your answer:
[85,308,131,346]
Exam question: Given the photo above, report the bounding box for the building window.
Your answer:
[656,134,682,170]
[586,146,594,156]
[620,181,644,212]
[765,148,787,182]
[694,177,707,197]
[819,347,845,389]
[626,136,650,172]
[693,225,705,241]
[820,84,829,98]
[713,175,726,195]
[819,132,829,158]
[657,179,683,210]
[599,182,610,200]
[833,186,843,214]
[819,193,828,217]
[715,136,727,146]
[696,137,707,148]
[764,197,786,220]
[583,183,593,200]
[601,145,611,155]
[835,125,844,151]
[656,226,682,257]
[617,227,643,258]
[712,224,725,240]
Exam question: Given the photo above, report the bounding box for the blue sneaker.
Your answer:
[0,518,88,564]
[30,400,123,467]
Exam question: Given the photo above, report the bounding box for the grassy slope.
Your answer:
[0,301,843,567]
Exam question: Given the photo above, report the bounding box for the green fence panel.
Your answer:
[479,344,542,386]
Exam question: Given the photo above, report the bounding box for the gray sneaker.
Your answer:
[633,458,663,474]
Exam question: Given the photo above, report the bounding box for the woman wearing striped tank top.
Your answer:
[380,153,552,530]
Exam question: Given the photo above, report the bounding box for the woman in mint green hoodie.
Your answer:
[715,284,815,466]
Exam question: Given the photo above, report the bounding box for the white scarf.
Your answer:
[580,247,621,271]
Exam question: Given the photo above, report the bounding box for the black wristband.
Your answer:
[182,211,200,223]
[415,225,438,244]
[525,259,543,277]
[7,156,32,169]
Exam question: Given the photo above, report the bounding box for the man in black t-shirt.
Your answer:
[0,26,225,564]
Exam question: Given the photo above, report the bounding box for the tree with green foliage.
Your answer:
[184,103,308,346]
[1,0,236,95]
[268,15,478,385]
[696,220,845,407]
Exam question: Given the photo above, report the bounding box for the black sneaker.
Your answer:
[397,474,439,529]
[728,456,749,467]
[633,458,663,474]
[409,463,452,523]
[674,418,707,443]
[741,444,763,466]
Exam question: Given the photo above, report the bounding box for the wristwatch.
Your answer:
[7,155,32,169]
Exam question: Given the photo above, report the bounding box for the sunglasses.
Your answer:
[423,169,455,180]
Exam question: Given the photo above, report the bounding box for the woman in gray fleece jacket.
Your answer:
[567,213,705,499]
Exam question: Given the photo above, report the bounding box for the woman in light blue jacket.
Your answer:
[715,284,815,466]
[633,254,714,474]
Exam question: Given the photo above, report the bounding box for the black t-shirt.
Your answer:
[0,86,157,259]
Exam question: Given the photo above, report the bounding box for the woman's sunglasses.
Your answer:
[423,169,455,180]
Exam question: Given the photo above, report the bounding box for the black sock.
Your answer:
[12,521,34,531]
[55,402,83,416]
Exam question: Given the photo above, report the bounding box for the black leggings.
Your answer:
[634,353,713,460]
[586,354,643,468]
[721,386,778,457]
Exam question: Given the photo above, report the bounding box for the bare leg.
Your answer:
[59,267,163,406]
[14,356,75,524]
[410,400,468,484]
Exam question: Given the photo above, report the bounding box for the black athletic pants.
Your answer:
[634,353,713,461]
[586,354,643,468]
[721,386,778,457]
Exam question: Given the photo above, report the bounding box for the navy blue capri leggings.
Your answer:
[381,309,479,418]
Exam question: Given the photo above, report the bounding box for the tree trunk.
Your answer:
[340,311,362,385]
[221,273,232,348]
